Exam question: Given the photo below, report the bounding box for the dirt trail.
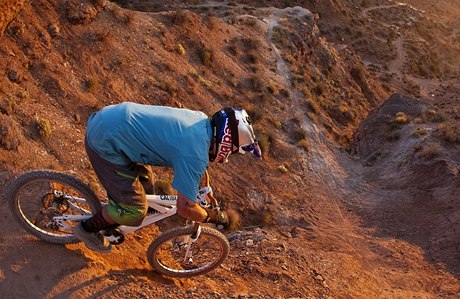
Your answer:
[362,3,404,18]
[389,36,404,76]
[261,4,460,294]
[360,1,447,96]
[362,1,425,18]
[263,6,366,200]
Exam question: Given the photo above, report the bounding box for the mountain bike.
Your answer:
[6,169,230,278]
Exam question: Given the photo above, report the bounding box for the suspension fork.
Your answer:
[190,222,201,240]
[184,222,202,264]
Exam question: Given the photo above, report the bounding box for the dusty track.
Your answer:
[0,0,459,298]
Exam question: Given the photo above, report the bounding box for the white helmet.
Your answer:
[209,107,262,163]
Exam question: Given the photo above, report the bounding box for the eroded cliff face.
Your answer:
[0,0,27,35]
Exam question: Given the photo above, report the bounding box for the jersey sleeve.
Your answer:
[171,157,208,202]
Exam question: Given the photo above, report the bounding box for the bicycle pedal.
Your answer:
[103,228,125,245]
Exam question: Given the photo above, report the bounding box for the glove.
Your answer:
[204,209,229,230]
[215,210,229,229]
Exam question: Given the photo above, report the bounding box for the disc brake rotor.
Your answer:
[34,207,62,231]
[41,192,69,213]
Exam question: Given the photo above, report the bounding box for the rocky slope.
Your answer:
[0,0,459,298]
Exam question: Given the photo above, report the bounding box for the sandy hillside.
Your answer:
[0,0,459,298]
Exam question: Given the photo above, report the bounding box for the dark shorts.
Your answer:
[85,139,154,226]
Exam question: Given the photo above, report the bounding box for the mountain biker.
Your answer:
[73,102,262,253]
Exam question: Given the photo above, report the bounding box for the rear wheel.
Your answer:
[147,226,230,277]
[7,170,101,244]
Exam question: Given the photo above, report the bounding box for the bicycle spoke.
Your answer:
[15,179,93,237]
[149,226,229,277]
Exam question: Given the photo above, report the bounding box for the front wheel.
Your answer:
[147,226,230,278]
[6,169,101,244]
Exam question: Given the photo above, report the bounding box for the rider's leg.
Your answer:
[74,140,150,252]
[73,206,117,252]
[84,139,150,225]
[80,205,116,233]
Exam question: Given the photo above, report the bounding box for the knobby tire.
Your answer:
[6,169,101,244]
[147,226,230,278]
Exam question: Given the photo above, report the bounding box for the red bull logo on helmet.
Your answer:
[216,119,233,161]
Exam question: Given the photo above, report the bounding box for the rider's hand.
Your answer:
[215,210,229,230]
[206,209,240,231]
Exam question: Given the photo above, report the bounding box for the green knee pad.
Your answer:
[106,199,147,226]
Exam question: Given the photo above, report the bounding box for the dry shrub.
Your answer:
[159,79,178,96]
[246,106,263,122]
[292,73,304,84]
[246,52,260,64]
[278,164,288,173]
[424,109,446,123]
[412,127,427,138]
[268,116,282,129]
[394,112,409,124]
[261,209,274,226]
[438,123,460,143]
[279,88,290,97]
[266,82,278,95]
[226,209,241,231]
[17,89,29,99]
[200,47,214,66]
[226,38,243,56]
[241,37,260,51]
[0,97,16,115]
[271,26,289,47]
[85,77,101,93]
[350,64,366,82]
[36,117,52,138]
[112,7,134,25]
[249,76,264,92]
[177,43,185,55]
[306,100,320,114]
[419,142,441,159]
[313,84,324,96]
[339,106,356,122]
[256,92,272,104]
[0,114,24,150]
[91,0,106,8]
[258,131,275,156]
[172,10,195,26]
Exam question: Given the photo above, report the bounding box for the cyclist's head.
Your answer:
[209,107,262,163]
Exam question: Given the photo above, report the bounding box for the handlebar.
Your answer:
[200,170,219,208]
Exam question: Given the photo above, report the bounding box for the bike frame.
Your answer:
[116,194,178,234]
[53,171,217,236]
[52,194,177,233]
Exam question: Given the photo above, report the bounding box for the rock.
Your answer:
[48,24,60,37]
[0,114,25,150]
[7,69,22,82]
[279,229,292,238]
[65,0,98,25]
[74,113,81,123]
[314,274,324,281]
[245,239,254,247]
